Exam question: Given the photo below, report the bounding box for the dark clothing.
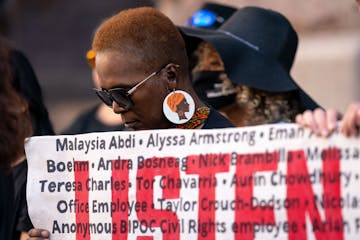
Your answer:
[12,161,33,236]
[0,170,15,240]
[62,105,125,135]
[0,161,32,240]
[203,107,235,129]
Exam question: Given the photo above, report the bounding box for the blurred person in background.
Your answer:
[0,37,33,240]
[0,32,54,239]
[62,49,125,134]
[9,47,54,240]
[181,6,320,127]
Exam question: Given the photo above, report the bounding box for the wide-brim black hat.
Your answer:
[180,6,320,111]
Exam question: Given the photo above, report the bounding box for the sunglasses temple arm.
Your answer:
[128,71,157,95]
[127,64,178,95]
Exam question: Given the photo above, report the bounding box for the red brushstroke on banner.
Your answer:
[74,160,90,240]
[287,148,343,240]
[136,157,180,240]
[187,153,231,240]
[112,159,130,240]
[234,151,279,239]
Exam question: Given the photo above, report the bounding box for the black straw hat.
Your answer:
[181,6,320,111]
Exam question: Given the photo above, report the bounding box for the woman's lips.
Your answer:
[124,120,138,129]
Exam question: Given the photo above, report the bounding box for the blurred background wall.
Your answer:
[2,0,360,133]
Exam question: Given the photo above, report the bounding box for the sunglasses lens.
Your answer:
[110,90,133,110]
[95,90,113,107]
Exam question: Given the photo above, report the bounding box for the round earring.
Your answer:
[163,90,195,124]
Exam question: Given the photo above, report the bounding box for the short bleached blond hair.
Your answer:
[92,7,188,75]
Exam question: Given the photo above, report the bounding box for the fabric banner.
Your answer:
[25,124,360,240]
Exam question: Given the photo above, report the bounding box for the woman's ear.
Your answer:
[161,63,180,90]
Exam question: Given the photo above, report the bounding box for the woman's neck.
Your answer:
[180,84,207,109]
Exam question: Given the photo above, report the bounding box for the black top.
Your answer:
[0,170,15,240]
[203,107,235,129]
[62,105,125,135]
[0,161,32,240]
[12,161,33,236]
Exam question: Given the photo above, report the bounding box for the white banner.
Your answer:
[25,124,360,240]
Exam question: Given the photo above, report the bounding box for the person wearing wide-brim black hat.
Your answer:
[180,6,320,126]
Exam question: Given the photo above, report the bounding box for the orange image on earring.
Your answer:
[167,92,190,120]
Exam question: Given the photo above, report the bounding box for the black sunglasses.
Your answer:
[94,64,171,110]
